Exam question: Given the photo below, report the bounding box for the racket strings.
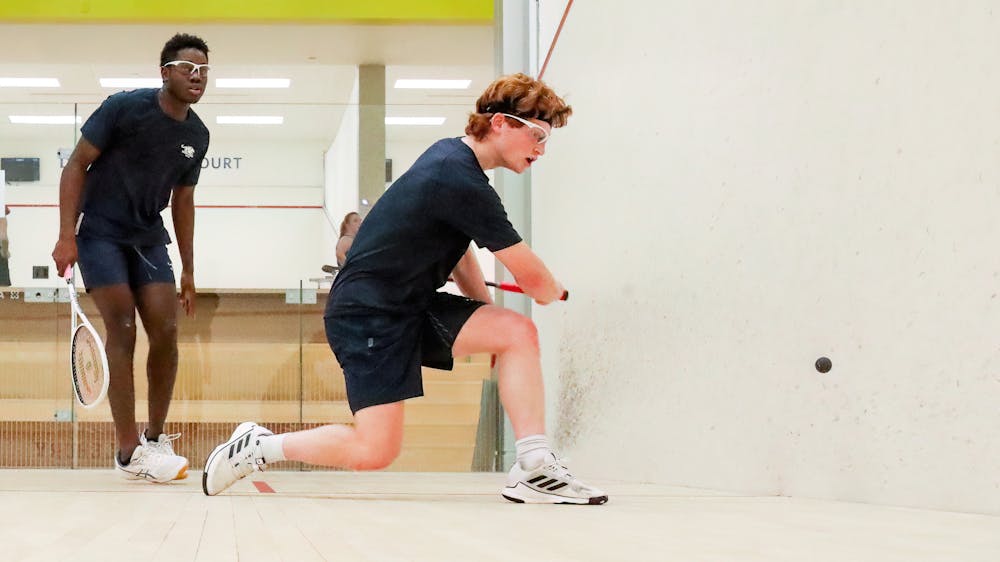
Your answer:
[72,328,107,406]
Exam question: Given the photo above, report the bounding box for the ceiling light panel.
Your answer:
[9,115,81,124]
[215,79,291,89]
[216,116,284,125]
[385,117,446,126]
[394,79,470,89]
[100,78,162,88]
[0,78,60,87]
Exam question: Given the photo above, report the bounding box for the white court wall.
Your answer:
[533,1,1000,515]
[325,69,360,231]
[1,137,333,289]
[535,0,570,75]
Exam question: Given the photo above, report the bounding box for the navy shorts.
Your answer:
[326,292,486,413]
[76,237,176,290]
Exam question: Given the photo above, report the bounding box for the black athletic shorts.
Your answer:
[77,237,175,290]
[325,292,486,413]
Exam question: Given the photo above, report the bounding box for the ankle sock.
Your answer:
[259,434,286,463]
[515,434,552,471]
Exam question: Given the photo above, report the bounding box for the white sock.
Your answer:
[515,434,552,471]
[258,434,287,463]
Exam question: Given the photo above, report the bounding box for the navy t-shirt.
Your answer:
[328,137,522,316]
[78,88,210,245]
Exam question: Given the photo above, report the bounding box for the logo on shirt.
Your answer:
[180,144,195,159]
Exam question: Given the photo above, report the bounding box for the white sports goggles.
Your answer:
[162,60,211,76]
[500,113,550,144]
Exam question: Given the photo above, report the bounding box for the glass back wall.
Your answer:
[0,93,496,472]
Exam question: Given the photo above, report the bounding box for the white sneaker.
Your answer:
[114,444,189,483]
[202,422,273,496]
[502,455,608,505]
[140,432,189,480]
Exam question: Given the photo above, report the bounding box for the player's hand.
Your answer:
[533,281,566,305]
[51,237,78,276]
[178,270,196,317]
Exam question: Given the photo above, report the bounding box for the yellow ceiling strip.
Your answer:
[0,0,493,23]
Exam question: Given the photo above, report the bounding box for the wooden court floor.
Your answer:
[0,470,996,561]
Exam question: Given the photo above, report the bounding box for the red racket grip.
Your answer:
[488,281,569,301]
[492,281,524,294]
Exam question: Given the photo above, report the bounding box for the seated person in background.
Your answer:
[321,212,363,274]
[336,211,362,267]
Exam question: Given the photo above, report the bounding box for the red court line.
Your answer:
[252,480,275,493]
[5,204,321,209]
[4,204,60,208]
[538,0,574,80]
[197,205,322,209]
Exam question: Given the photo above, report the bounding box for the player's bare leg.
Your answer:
[452,304,608,505]
[132,281,188,478]
[451,304,545,438]
[283,402,404,469]
[135,282,179,439]
[90,283,187,482]
[89,284,140,459]
[203,403,404,495]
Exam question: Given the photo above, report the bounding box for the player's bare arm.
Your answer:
[172,184,196,316]
[52,139,101,274]
[493,241,564,305]
[450,246,493,303]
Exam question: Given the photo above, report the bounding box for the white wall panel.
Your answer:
[534,1,1000,515]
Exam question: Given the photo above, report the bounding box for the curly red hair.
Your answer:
[465,73,572,141]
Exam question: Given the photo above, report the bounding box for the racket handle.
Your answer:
[492,281,569,301]
[63,265,73,279]
[494,282,524,294]
[450,278,569,302]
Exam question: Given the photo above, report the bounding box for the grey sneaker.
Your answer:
[502,454,608,505]
[114,444,189,483]
[202,422,273,496]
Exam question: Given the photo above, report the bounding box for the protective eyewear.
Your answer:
[500,113,549,144]
[162,61,211,76]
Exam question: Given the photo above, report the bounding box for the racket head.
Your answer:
[71,322,109,408]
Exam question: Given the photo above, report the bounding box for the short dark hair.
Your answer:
[160,33,209,66]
